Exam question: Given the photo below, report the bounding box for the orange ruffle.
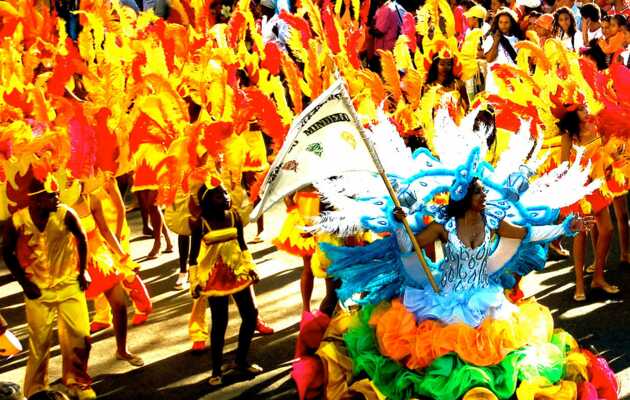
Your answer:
[369,299,553,370]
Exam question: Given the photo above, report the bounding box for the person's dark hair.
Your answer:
[488,11,524,39]
[0,382,23,400]
[27,178,50,196]
[580,3,601,22]
[473,108,497,148]
[580,38,609,70]
[552,7,577,37]
[558,109,581,140]
[197,185,226,219]
[426,56,456,87]
[28,390,70,400]
[611,14,627,28]
[601,14,611,23]
[445,178,480,219]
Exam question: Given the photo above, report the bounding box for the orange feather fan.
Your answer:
[281,52,303,114]
[377,50,402,103]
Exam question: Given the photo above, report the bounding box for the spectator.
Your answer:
[581,3,604,43]
[553,7,584,50]
[532,12,554,42]
[484,7,523,92]
[554,0,582,28]
[465,4,491,35]
[598,14,626,54]
[371,0,408,52]
[484,7,523,64]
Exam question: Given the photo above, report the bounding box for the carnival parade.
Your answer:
[0,0,629,398]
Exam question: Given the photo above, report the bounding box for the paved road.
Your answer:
[1,203,630,399]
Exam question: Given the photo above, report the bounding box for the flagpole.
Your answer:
[339,85,441,294]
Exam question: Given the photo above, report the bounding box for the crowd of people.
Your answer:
[0,0,628,399]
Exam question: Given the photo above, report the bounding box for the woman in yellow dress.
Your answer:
[72,182,144,366]
[273,189,320,313]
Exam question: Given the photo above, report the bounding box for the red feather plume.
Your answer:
[199,122,234,157]
[129,112,168,154]
[321,3,341,53]
[227,11,247,49]
[94,108,118,173]
[67,103,96,179]
[280,10,312,48]
[359,0,371,25]
[345,28,363,69]
[261,42,283,75]
[47,38,87,97]
[244,88,289,152]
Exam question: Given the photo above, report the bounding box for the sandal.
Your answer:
[238,363,263,375]
[590,282,620,294]
[208,375,223,386]
[249,235,264,244]
[573,293,586,302]
[116,352,145,367]
[550,242,570,258]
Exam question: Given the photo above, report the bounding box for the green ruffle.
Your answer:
[343,305,567,400]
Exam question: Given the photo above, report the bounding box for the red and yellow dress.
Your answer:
[187,209,258,341]
[190,209,258,297]
[273,192,320,257]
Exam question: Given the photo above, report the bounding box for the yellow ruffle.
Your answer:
[273,207,318,257]
[311,232,344,279]
[463,387,499,400]
[516,377,577,400]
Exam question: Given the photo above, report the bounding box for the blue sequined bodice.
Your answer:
[439,218,492,293]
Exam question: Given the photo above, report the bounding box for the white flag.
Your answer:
[249,79,377,221]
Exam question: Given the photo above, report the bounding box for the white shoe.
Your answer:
[175,272,189,290]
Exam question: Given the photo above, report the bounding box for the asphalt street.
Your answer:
[1,202,630,400]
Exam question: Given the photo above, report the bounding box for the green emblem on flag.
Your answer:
[306,143,324,157]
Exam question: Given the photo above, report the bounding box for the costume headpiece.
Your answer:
[423,39,463,79]
[464,5,487,20]
[28,174,59,196]
[201,173,223,201]
[495,7,519,22]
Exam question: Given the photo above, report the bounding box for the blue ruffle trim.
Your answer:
[323,236,404,305]
[403,283,516,327]
[490,241,548,289]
